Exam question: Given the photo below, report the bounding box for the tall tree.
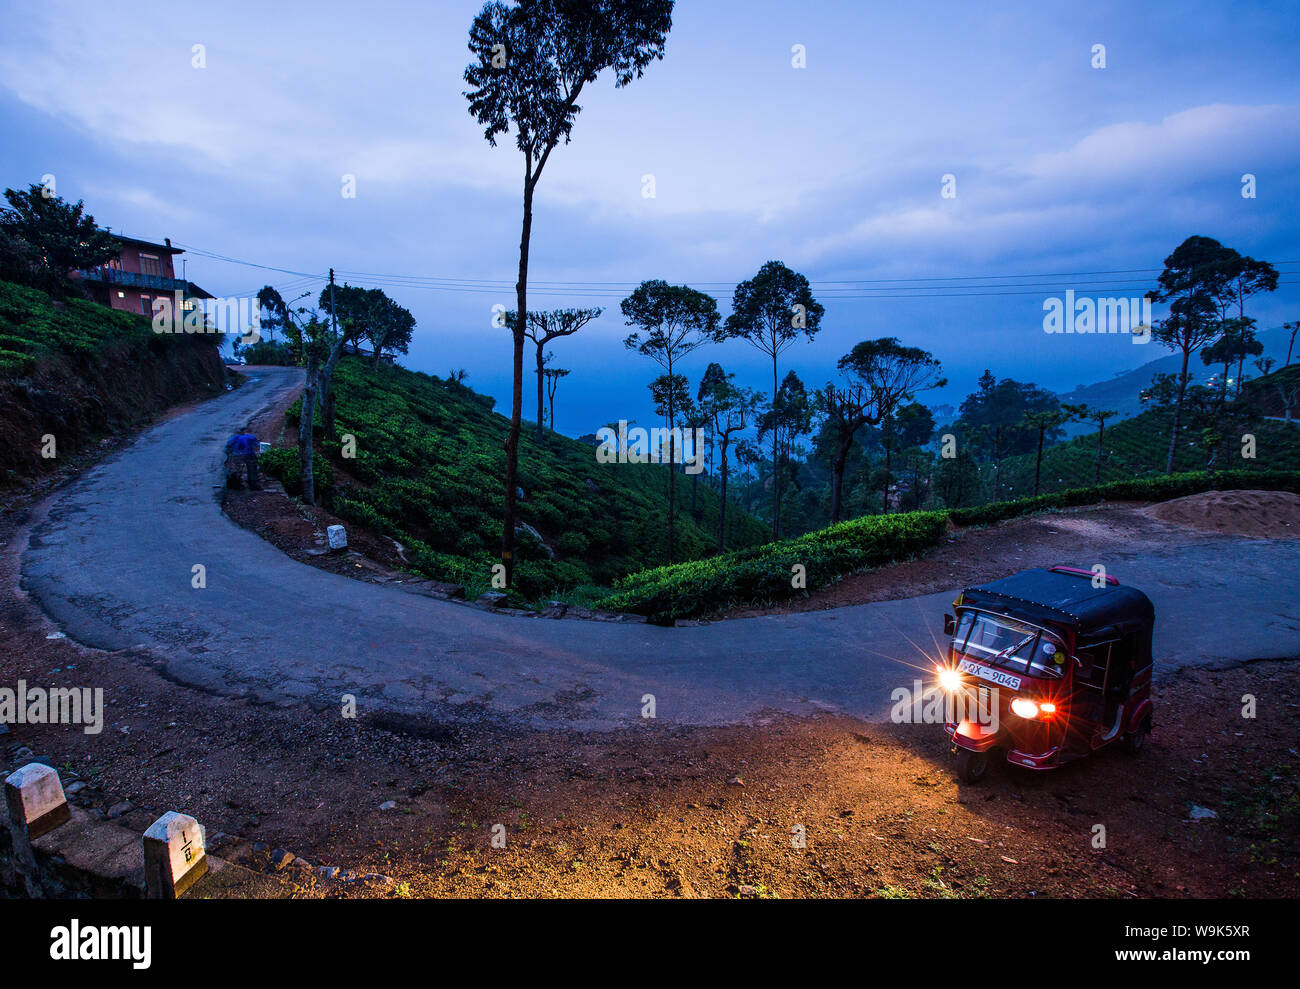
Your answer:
[837,337,944,513]
[464,0,673,586]
[1200,316,1260,401]
[542,363,569,430]
[882,402,936,511]
[681,399,710,513]
[721,260,824,535]
[1148,236,1269,473]
[814,381,871,523]
[508,307,601,439]
[366,295,416,369]
[1150,293,1219,473]
[758,371,812,533]
[256,286,299,352]
[1020,409,1070,497]
[317,284,416,434]
[1,184,119,295]
[261,274,364,504]
[1284,320,1300,368]
[956,374,1059,458]
[1229,254,1279,323]
[1064,404,1118,484]
[698,363,757,551]
[622,280,718,563]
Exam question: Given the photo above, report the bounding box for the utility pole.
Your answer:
[328,268,338,338]
[298,268,337,506]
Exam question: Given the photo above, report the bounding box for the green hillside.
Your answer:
[0,278,227,483]
[997,365,1300,498]
[0,278,199,373]
[273,355,770,602]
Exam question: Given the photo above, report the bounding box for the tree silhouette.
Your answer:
[508,307,601,439]
[463,0,673,585]
[721,261,823,535]
[623,280,717,562]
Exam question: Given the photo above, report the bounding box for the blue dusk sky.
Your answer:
[2,0,1297,434]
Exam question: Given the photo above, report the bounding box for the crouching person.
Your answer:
[239,426,261,490]
[224,432,245,489]
[224,426,261,490]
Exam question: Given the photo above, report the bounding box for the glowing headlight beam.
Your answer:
[936,666,963,693]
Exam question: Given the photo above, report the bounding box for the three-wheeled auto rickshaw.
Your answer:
[937,566,1155,783]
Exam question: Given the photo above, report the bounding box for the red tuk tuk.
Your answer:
[938,566,1155,783]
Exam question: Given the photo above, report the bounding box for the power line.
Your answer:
[174,240,1300,302]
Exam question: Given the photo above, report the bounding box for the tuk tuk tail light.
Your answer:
[1039,702,1057,718]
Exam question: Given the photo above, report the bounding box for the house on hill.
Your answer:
[74,234,212,318]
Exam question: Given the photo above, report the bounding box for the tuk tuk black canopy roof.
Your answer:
[957,567,1154,637]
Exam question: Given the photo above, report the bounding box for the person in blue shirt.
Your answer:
[224,426,261,489]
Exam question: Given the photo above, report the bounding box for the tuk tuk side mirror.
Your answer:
[944,614,956,637]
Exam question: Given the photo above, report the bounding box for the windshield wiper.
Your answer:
[987,632,1036,664]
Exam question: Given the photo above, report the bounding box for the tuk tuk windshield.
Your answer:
[953,610,1066,678]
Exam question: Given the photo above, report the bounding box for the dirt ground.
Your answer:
[223,484,418,583]
[3,457,1297,896]
[1148,489,1300,540]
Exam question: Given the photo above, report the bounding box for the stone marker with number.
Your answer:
[327,524,348,551]
[143,812,208,898]
[4,763,70,839]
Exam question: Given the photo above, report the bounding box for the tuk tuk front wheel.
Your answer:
[956,748,990,784]
[1121,716,1150,755]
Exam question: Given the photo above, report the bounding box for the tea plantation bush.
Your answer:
[259,446,334,498]
[0,278,213,367]
[948,469,1300,526]
[598,469,1300,620]
[299,356,770,601]
[597,510,949,622]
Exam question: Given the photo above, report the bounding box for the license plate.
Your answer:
[958,658,1021,691]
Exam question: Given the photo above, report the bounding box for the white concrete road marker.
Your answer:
[327,524,348,551]
[3,762,70,839]
[143,811,208,899]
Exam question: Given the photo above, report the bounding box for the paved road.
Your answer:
[20,367,1300,728]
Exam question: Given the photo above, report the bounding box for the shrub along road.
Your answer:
[20,366,1300,729]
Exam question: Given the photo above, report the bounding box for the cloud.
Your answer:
[1021,103,1300,189]
[792,103,1300,271]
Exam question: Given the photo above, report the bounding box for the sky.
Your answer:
[1,0,1298,437]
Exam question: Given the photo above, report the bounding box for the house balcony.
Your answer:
[78,267,189,292]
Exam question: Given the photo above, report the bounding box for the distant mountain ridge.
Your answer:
[1056,323,1295,430]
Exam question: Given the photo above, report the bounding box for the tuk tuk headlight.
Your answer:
[937,667,962,692]
[1010,697,1040,719]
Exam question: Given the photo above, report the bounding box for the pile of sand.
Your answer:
[1147,489,1300,539]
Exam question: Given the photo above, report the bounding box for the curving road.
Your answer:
[20,366,1300,728]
